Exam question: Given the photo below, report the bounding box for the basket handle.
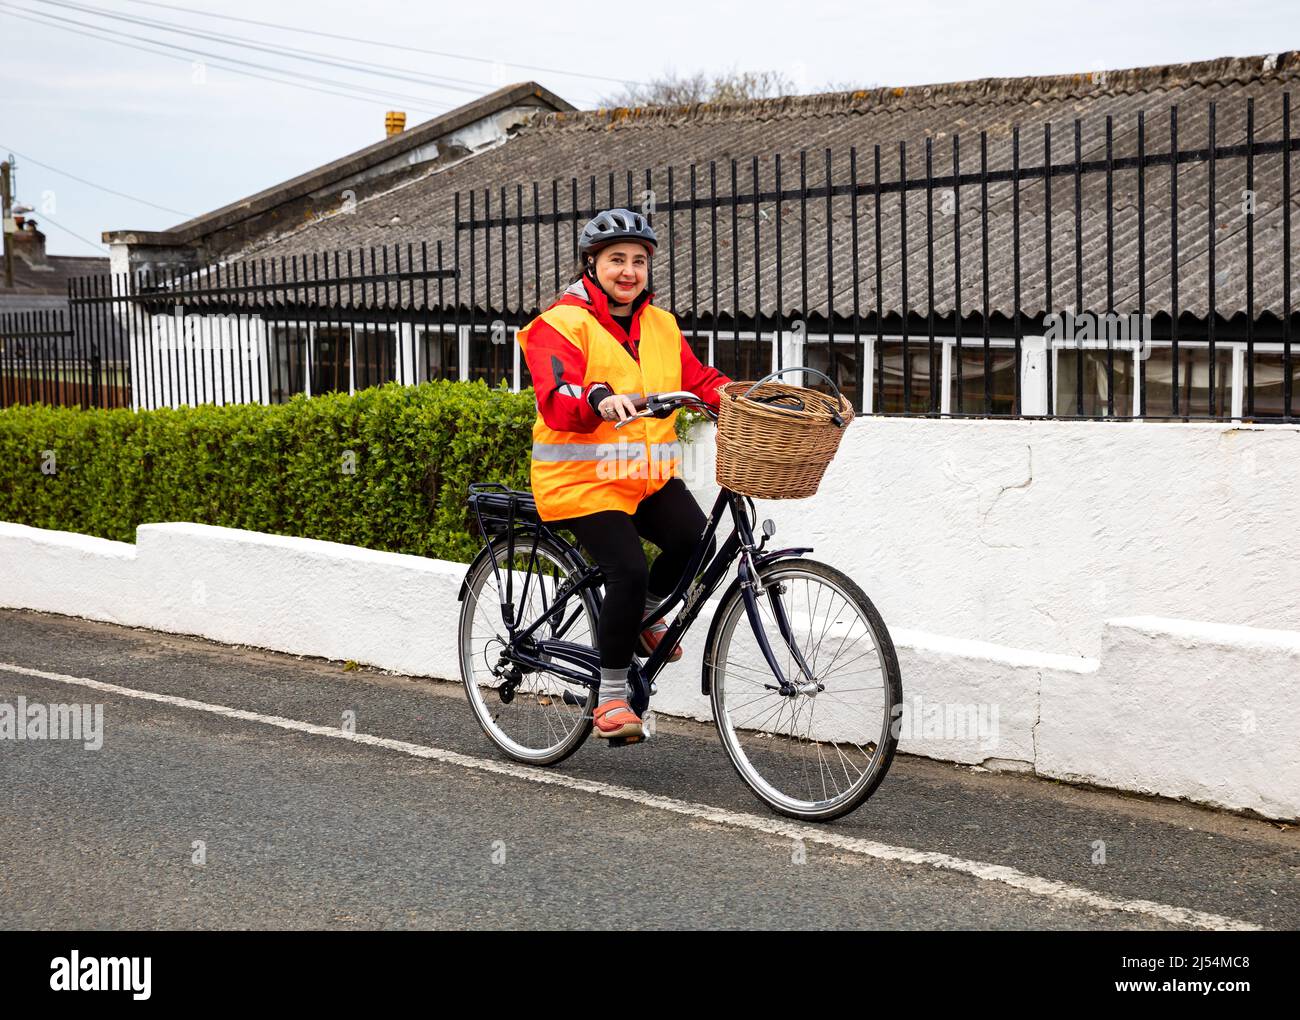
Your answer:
[753,392,805,411]
[738,367,847,427]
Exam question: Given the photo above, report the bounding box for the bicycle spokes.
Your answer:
[709,560,900,820]
[460,536,599,765]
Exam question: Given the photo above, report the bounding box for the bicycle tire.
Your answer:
[459,531,600,766]
[705,557,902,822]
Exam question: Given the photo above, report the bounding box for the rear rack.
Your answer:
[466,483,549,633]
[467,482,540,537]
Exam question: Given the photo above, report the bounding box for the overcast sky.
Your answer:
[2,0,1298,257]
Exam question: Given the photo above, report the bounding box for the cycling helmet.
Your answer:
[578,207,657,260]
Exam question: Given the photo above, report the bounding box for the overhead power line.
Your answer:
[118,0,641,90]
[0,143,193,218]
[4,4,458,107]
[21,209,108,253]
[31,0,506,98]
[0,5,454,113]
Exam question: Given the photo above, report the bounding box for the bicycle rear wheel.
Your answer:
[705,557,902,822]
[459,533,599,765]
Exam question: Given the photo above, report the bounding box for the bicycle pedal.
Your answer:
[562,689,587,706]
[605,734,646,748]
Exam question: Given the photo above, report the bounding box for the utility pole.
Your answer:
[1,160,13,289]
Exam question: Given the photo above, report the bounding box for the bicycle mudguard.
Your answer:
[457,532,523,602]
[755,546,813,567]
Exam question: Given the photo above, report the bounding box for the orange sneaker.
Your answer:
[593,699,644,740]
[637,618,683,662]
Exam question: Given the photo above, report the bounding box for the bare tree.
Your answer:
[822,78,882,93]
[597,67,804,108]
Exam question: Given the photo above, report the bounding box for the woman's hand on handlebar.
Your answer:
[598,393,640,422]
[603,391,715,428]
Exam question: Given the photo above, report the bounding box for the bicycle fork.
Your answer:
[737,550,820,697]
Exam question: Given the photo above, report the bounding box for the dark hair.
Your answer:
[546,257,587,309]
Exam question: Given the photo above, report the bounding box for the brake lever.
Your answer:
[613,411,653,429]
[614,392,667,427]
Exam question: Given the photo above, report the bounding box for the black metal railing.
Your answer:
[453,95,1299,422]
[0,246,461,411]
[84,244,458,410]
[3,96,1296,421]
[0,309,128,409]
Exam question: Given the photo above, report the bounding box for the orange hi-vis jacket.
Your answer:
[517,274,730,522]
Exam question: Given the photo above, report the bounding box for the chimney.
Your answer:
[12,217,46,267]
[385,110,406,137]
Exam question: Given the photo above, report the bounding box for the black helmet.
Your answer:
[578,207,657,260]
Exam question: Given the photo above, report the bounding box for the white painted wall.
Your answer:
[1,517,1296,820]
[680,417,1300,660]
[1038,616,1300,822]
[0,522,463,678]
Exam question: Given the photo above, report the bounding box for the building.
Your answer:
[102,82,575,277]
[1,215,107,316]
[77,53,1300,419]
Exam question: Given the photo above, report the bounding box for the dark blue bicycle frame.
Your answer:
[462,483,819,715]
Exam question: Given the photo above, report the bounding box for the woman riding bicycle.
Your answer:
[516,207,732,743]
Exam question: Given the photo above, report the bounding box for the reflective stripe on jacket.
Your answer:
[517,275,686,521]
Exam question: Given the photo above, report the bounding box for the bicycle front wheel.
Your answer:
[706,557,902,822]
[459,533,599,766]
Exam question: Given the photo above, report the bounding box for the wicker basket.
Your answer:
[715,368,854,499]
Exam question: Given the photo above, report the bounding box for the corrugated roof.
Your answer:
[0,254,110,298]
[221,53,1300,322]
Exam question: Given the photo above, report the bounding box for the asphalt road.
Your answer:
[0,608,1295,930]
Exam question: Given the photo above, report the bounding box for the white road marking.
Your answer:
[0,659,1263,931]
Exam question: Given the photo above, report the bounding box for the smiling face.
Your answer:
[591,241,650,308]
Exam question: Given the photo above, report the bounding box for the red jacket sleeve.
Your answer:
[679,336,732,411]
[520,318,606,433]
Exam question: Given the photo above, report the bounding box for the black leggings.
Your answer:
[553,478,716,669]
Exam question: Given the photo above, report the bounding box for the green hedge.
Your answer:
[0,380,535,564]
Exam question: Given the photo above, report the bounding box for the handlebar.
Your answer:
[609,366,845,430]
[613,391,716,428]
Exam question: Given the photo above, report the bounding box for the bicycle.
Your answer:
[457,383,902,822]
